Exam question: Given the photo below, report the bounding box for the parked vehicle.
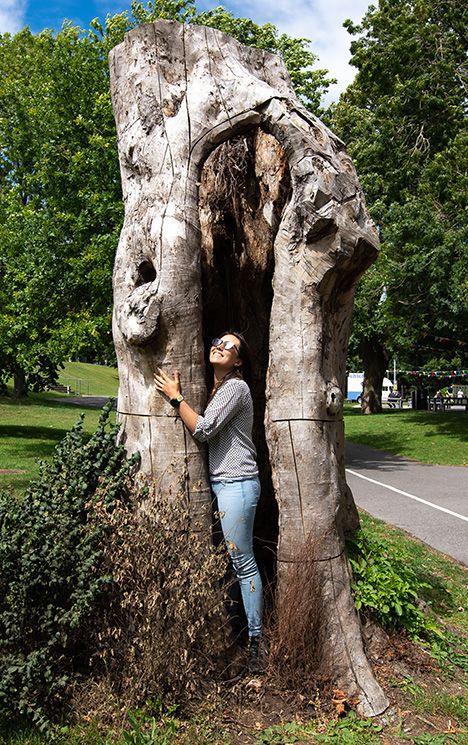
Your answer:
[346,373,395,403]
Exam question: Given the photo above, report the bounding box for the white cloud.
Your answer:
[200,0,371,104]
[0,0,27,34]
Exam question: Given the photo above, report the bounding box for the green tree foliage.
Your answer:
[0,25,122,395]
[0,1,332,396]
[330,0,467,410]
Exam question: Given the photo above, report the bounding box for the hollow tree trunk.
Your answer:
[109,20,388,715]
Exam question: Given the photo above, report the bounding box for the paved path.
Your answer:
[345,442,468,566]
[50,395,114,408]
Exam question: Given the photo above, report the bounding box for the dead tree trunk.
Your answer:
[109,20,388,715]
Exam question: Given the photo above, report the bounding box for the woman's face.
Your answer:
[209,333,241,374]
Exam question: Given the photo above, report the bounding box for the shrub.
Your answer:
[0,401,138,728]
[89,483,230,714]
[346,529,438,639]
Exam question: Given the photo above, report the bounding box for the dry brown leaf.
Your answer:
[332,689,347,700]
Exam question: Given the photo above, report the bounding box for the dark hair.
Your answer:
[220,329,251,378]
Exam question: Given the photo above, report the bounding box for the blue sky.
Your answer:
[0,1,371,103]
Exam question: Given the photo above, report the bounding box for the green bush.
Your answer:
[0,401,138,728]
[347,529,439,639]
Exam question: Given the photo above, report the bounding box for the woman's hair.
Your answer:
[221,329,251,379]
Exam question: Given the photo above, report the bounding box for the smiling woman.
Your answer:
[154,331,265,671]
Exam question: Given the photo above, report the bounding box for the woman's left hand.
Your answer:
[154,368,181,400]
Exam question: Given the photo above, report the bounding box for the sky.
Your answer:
[0,0,371,104]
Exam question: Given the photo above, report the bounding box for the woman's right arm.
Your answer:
[154,370,244,439]
[153,368,199,434]
[177,399,199,434]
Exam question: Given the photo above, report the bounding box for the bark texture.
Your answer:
[109,20,388,715]
[360,338,392,414]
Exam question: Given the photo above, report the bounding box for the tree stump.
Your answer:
[109,20,388,716]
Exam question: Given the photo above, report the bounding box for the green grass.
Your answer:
[256,714,384,744]
[56,361,119,397]
[412,691,467,723]
[344,405,468,466]
[0,394,111,494]
[5,708,465,745]
[0,713,386,745]
[0,363,119,494]
[0,715,232,745]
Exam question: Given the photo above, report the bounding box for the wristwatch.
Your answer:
[170,394,184,408]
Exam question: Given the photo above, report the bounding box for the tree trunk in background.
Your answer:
[13,369,27,398]
[109,20,388,716]
[360,339,391,414]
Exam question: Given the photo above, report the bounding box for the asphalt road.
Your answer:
[52,395,114,408]
[346,442,468,566]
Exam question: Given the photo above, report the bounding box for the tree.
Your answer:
[0,1,333,395]
[109,19,388,715]
[329,0,467,411]
[0,25,122,395]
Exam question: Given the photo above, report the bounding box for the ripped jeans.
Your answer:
[211,477,263,638]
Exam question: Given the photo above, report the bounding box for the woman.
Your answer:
[154,332,263,672]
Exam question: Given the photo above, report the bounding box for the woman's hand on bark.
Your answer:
[154,368,181,400]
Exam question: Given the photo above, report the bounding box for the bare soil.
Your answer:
[210,626,467,744]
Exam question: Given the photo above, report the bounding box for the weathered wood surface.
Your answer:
[109,20,387,715]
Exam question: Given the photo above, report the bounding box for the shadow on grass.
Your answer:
[0,394,107,411]
[0,474,36,495]
[346,406,467,433]
[0,424,71,457]
[408,410,468,443]
[0,422,94,496]
[417,570,458,615]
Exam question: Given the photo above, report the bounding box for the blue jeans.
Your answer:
[211,477,263,638]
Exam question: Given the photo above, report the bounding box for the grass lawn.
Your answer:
[57,361,119,397]
[0,363,118,493]
[0,394,110,494]
[344,405,468,466]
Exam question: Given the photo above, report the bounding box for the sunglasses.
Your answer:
[211,337,239,354]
